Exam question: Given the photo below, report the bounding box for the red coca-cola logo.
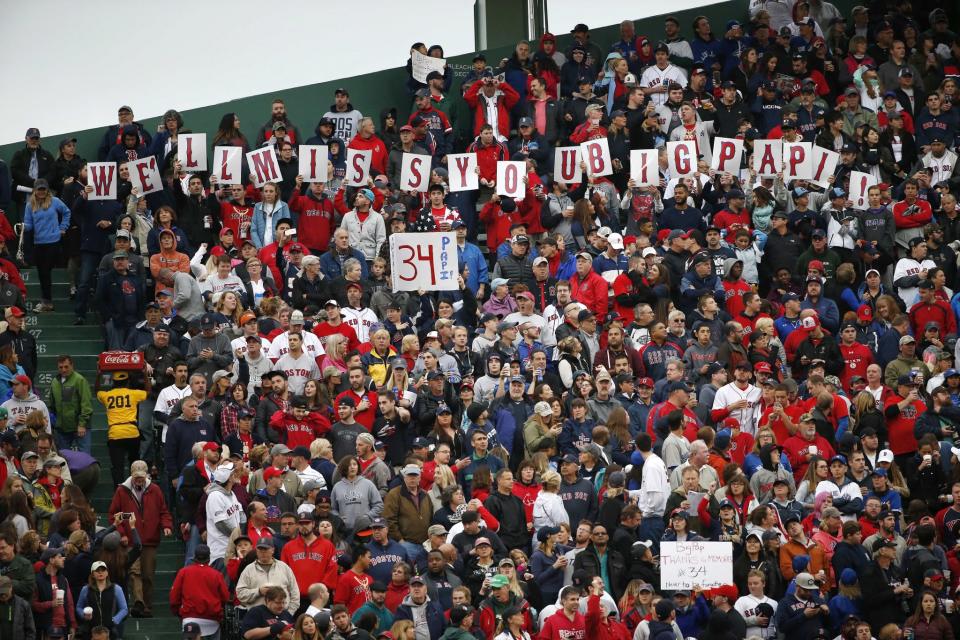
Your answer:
[99,351,144,371]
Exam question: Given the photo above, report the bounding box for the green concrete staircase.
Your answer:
[25,268,183,640]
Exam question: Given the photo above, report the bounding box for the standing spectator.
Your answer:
[235,538,300,615]
[322,89,363,144]
[255,98,302,146]
[464,72,521,142]
[23,178,70,312]
[383,464,434,566]
[48,355,93,454]
[0,575,34,640]
[95,251,143,349]
[31,546,75,640]
[107,460,172,617]
[9,128,55,217]
[169,544,230,638]
[280,505,339,596]
[75,561,129,638]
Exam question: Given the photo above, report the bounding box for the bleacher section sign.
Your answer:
[389,232,458,291]
[660,541,733,590]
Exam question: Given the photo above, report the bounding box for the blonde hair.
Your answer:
[401,334,420,354]
[541,470,561,491]
[434,464,456,490]
[325,334,347,361]
[29,189,53,212]
[310,438,332,459]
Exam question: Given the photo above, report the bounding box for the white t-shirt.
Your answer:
[206,486,243,560]
[640,64,688,106]
[274,351,320,395]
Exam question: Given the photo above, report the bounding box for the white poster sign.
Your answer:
[212,147,242,185]
[411,50,447,84]
[753,139,782,177]
[496,161,526,199]
[127,156,162,196]
[710,138,744,175]
[298,145,328,183]
[177,133,207,172]
[246,146,282,188]
[810,145,840,189]
[660,541,734,590]
[447,153,479,192]
[399,153,432,192]
[666,140,697,177]
[554,147,582,184]
[345,149,372,187]
[849,170,878,210]
[579,138,613,177]
[389,232,459,291]
[87,163,117,201]
[629,149,659,187]
[783,142,813,182]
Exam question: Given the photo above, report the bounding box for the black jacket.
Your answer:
[573,543,627,601]
[9,145,55,193]
[713,99,752,138]
[483,490,529,551]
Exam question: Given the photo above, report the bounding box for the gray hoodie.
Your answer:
[329,474,383,530]
[2,392,50,432]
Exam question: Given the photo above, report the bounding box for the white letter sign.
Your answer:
[579,138,612,177]
[127,157,162,196]
[710,137,744,175]
[177,133,207,172]
[849,170,878,210]
[298,145,328,183]
[389,232,459,291]
[345,149,371,187]
[554,148,582,184]
[496,161,526,199]
[660,541,733,590]
[783,142,813,182]
[447,153,479,192]
[400,153,432,192]
[667,140,697,177]
[246,146,282,188]
[411,50,447,84]
[87,162,117,201]
[752,139,783,177]
[629,149,659,187]
[810,145,840,189]
[212,147,242,185]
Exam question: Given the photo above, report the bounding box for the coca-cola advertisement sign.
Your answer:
[98,351,145,371]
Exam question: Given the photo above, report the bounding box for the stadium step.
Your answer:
[28,269,183,638]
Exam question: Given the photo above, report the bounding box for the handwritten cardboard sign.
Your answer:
[660,541,733,590]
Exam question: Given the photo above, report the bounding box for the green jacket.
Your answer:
[439,628,480,640]
[0,554,35,600]
[47,370,93,433]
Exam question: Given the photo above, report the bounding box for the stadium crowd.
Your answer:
[5,1,960,640]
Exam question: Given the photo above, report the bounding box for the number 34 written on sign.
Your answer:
[388,232,460,292]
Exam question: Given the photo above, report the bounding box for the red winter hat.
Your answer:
[708,584,740,602]
[807,259,824,272]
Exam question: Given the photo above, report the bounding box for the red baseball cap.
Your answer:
[287,242,305,253]
[5,307,24,318]
[202,442,220,453]
[857,304,873,321]
[637,377,654,388]
[263,466,282,481]
[753,362,773,374]
[808,260,824,272]
[722,416,740,429]
[12,374,30,387]
[210,246,225,257]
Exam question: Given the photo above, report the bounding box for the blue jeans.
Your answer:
[639,516,666,555]
[74,251,101,318]
[54,428,91,454]
[184,524,201,565]
[104,319,131,350]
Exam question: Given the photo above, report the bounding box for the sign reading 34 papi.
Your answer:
[389,232,459,291]
[660,541,733,590]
